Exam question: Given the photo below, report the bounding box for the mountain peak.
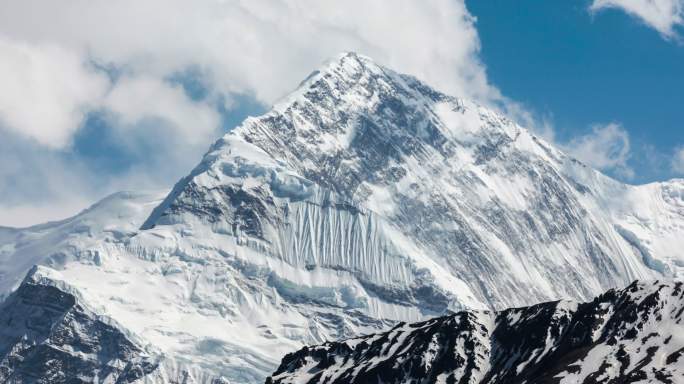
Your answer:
[142,51,676,313]
[267,50,439,119]
[305,52,383,83]
[300,52,379,84]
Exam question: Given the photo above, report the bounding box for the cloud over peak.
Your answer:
[565,123,634,179]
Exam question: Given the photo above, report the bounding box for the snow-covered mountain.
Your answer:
[0,191,166,300]
[267,280,684,384]
[0,52,682,382]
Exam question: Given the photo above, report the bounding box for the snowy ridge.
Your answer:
[0,191,167,299]
[0,52,681,382]
[267,280,684,384]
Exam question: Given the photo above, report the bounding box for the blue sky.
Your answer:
[0,0,682,226]
[467,0,684,183]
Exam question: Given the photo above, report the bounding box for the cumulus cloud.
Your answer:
[672,146,684,174]
[0,0,497,104]
[0,0,509,226]
[101,76,220,144]
[565,123,635,179]
[589,0,684,39]
[0,37,108,148]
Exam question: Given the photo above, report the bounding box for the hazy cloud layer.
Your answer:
[565,123,635,179]
[673,146,684,174]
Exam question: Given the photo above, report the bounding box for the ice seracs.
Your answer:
[0,52,682,382]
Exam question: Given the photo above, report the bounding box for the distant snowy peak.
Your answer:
[267,279,684,384]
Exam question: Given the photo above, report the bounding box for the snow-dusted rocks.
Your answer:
[0,52,682,382]
[267,280,684,384]
[0,266,160,383]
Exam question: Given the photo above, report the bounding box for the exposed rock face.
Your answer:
[268,280,684,384]
[0,266,160,383]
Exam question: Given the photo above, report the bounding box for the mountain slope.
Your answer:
[0,266,161,383]
[267,280,684,384]
[0,191,166,299]
[0,52,681,382]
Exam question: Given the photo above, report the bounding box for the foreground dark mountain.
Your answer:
[268,280,684,384]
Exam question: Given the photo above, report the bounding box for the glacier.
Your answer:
[0,52,682,382]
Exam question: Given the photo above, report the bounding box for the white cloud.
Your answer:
[102,76,220,145]
[0,37,108,148]
[565,123,635,179]
[590,0,684,39]
[0,35,221,150]
[672,146,684,174]
[0,0,499,107]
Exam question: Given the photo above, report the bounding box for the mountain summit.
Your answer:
[0,53,682,382]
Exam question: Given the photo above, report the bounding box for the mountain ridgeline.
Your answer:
[267,280,684,384]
